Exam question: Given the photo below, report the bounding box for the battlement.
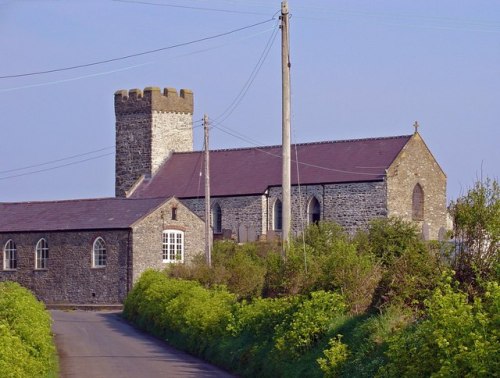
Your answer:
[115,86,193,115]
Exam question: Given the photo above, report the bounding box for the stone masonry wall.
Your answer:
[0,230,130,304]
[151,111,192,173]
[115,87,193,197]
[181,182,386,239]
[182,196,266,238]
[386,133,447,239]
[131,198,205,282]
[269,181,387,236]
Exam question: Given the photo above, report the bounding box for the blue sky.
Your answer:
[1,0,499,203]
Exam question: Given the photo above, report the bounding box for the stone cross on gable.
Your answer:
[413,121,420,133]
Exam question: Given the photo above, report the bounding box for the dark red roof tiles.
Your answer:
[131,135,412,199]
[0,197,166,232]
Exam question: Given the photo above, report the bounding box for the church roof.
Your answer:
[130,135,412,199]
[0,197,166,233]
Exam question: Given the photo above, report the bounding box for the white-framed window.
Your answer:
[162,230,184,263]
[212,203,222,234]
[92,237,107,268]
[3,240,17,270]
[35,238,49,269]
[273,199,283,231]
[307,197,321,225]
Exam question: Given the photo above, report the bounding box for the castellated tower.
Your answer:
[114,86,194,197]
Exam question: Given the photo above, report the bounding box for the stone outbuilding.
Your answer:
[0,197,204,304]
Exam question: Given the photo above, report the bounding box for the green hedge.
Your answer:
[0,282,58,378]
[123,270,347,377]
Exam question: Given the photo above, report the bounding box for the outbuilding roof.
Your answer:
[0,197,166,233]
[130,135,412,199]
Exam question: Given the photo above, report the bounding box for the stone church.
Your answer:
[116,86,447,241]
[0,85,447,304]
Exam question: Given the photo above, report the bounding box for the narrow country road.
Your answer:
[51,310,234,378]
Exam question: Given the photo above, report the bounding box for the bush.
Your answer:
[0,281,58,378]
[123,270,236,353]
[317,335,350,377]
[274,290,346,358]
[381,274,500,377]
[449,178,499,294]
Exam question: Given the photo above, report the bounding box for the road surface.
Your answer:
[51,310,234,378]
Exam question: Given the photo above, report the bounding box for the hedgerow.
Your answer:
[0,281,58,378]
[124,181,499,377]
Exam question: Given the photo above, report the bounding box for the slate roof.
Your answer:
[0,197,166,233]
[131,135,412,199]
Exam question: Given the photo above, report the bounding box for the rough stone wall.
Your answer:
[0,230,130,304]
[115,87,193,197]
[386,133,447,239]
[151,112,192,172]
[180,182,386,239]
[131,198,205,282]
[268,181,387,236]
[181,196,266,238]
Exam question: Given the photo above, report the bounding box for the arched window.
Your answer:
[412,183,424,221]
[162,230,184,263]
[35,238,49,269]
[307,197,321,225]
[3,240,17,270]
[273,199,283,231]
[92,237,107,268]
[212,203,222,234]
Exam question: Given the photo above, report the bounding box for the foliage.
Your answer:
[363,217,442,310]
[0,281,58,378]
[317,335,349,377]
[123,270,236,353]
[381,273,500,377]
[167,242,267,299]
[449,178,500,293]
[364,217,425,265]
[274,290,346,357]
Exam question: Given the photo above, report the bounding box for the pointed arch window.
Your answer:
[3,240,17,270]
[92,237,107,268]
[273,199,283,231]
[307,197,321,225]
[35,238,49,269]
[212,203,222,234]
[412,183,424,221]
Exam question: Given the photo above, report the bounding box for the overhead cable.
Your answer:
[0,18,275,79]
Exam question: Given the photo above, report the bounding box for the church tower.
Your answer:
[114,86,193,197]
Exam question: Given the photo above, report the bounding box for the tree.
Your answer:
[449,178,499,292]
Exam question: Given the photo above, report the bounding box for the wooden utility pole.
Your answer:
[281,0,291,252]
[204,114,212,267]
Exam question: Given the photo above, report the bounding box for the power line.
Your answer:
[112,0,270,16]
[0,146,115,174]
[0,26,276,93]
[0,18,275,79]
[212,21,279,124]
[211,122,385,177]
[0,153,114,181]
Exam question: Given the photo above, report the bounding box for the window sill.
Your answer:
[91,266,106,269]
[34,268,48,271]
[2,269,17,272]
[162,260,184,264]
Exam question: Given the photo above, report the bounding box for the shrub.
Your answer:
[274,290,346,357]
[316,237,382,314]
[381,274,500,377]
[317,335,350,377]
[449,178,499,294]
[124,270,236,353]
[0,281,58,378]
